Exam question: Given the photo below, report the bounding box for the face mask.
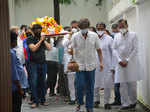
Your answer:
[81,29,88,34]
[97,31,104,36]
[120,28,127,35]
[72,28,78,33]
[35,32,41,38]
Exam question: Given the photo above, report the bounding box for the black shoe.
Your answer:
[49,93,56,97]
[119,106,131,111]
[104,104,111,110]
[68,100,76,105]
[94,101,100,108]
[110,101,121,106]
[129,103,136,109]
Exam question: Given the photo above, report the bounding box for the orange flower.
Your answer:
[31,16,63,34]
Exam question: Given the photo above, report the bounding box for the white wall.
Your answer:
[14,0,54,26]
[9,0,108,27]
[9,0,16,26]
[59,0,108,26]
[136,0,150,106]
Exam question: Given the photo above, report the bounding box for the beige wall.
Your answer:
[9,0,108,27]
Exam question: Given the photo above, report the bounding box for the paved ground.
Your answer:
[22,93,146,112]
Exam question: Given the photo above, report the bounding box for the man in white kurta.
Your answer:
[94,32,114,109]
[62,28,78,105]
[113,19,141,110]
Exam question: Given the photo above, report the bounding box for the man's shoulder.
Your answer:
[26,35,35,44]
[88,31,98,36]
[128,32,136,36]
[72,32,80,37]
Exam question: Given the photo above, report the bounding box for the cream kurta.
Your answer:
[113,32,141,83]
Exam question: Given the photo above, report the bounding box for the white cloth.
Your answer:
[94,88,100,102]
[16,36,25,65]
[45,47,59,62]
[71,31,101,71]
[94,87,111,104]
[67,72,76,101]
[113,32,142,83]
[104,88,111,104]
[120,82,137,107]
[95,34,114,88]
[62,34,75,73]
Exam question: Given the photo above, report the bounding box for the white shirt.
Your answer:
[113,32,141,83]
[45,47,59,62]
[71,31,101,71]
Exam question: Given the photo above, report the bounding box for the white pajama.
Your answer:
[94,34,114,104]
[67,72,76,101]
[120,82,137,107]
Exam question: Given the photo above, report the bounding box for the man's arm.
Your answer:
[126,34,138,62]
[44,41,51,50]
[28,36,45,52]
[97,48,103,71]
[11,51,23,95]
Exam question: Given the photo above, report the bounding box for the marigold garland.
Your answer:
[30,16,63,35]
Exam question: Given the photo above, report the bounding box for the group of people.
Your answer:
[10,18,141,112]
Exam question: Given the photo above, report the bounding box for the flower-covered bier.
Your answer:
[31,16,63,35]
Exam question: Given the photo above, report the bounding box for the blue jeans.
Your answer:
[30,63,47,104]
[114,83,121,103]
[75,69,95,111]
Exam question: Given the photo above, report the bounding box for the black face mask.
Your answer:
[35,32,41,38]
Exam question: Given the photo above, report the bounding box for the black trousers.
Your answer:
[57,64,70,97]
[114,83,121,103]
[47,61,59,94]
[12,91,22,112]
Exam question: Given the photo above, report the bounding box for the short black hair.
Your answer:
[96,22,106,28]
[111,24,118,29]
[71,20,78,25]
[78,18,90,29]
[118,19,128,25]
[20,25,27,30]
[89,26,97,33]
[64,26,71,32]
[31,24,42,31]
[10,30,18,43]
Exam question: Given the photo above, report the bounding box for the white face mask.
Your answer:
[97,31,104,36]
[120,28,127,35]
[81,29,88,34]
[72,28,78,33]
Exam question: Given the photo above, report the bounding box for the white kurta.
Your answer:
[16,36,25,65]
[62,34,73,73]
[113,32,142,83]
[63,34,76,101]
[95,34,114,88]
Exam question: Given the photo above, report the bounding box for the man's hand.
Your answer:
[18,89,24,96]
[111,69,115,74]
[40,36,45,41]
[100,63,103,72]
[119,61,128,67]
